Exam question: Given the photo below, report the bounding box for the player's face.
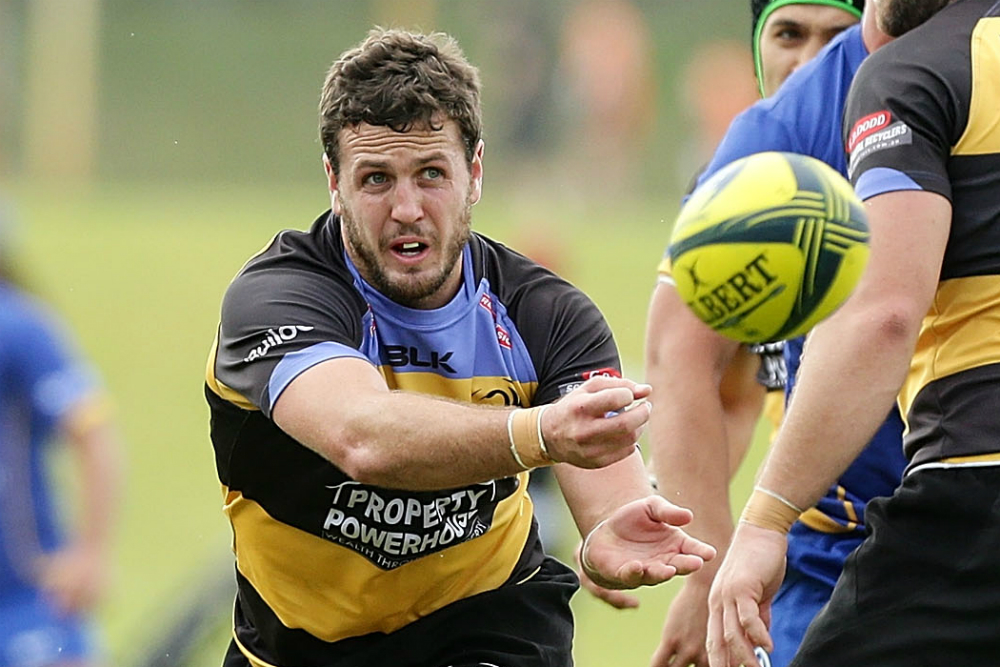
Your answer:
[757,4,860,96]
[327,118,483,309]
[873,0,950,37]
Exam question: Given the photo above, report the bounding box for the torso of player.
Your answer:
[845,0,1000,470]
[207,215,619,646]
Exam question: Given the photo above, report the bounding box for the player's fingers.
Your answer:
[723,600,761,667]
[737,596,772,653]
[705,604,728,667]
[645,494,694,526]
[664,553,708,576]
[638,561,678,585]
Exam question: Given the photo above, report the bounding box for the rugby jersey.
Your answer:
[206,212,620,664]
[845,0,1000,471]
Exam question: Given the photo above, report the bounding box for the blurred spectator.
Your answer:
[0,200,123,667]
[677,40,758,186]
[558,0,657,198]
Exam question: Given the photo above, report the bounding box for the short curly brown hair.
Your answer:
[319,28,483,176]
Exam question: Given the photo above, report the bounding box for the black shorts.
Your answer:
[790,465,1000,666]
[223,556,578,667]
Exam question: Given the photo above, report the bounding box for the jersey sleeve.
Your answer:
[212,261,369,417]
[843,48,956,201]
[4,299,97,434]
[519,279,622,407]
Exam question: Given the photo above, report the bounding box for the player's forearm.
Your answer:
[756,302,918,511]
[73,421,123,554]
[329,391,525,490]
[555,451,652,536]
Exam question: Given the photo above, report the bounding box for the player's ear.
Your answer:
[470,140,484,205]
[323,153,342,214]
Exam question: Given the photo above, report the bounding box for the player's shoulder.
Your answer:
[858,0,983,82]
[471,232,606,322]
[0,282,64,338]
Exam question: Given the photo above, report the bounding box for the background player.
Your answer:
[0,206,124,667]
[706,1,1000,665]
[207,28,715,667]
[642,1,909,666]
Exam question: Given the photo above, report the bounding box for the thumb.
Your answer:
[646,495,694,527]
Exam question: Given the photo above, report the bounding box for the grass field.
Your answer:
[10,181,768,667]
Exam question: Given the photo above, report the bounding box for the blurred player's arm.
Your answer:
[644,278,757,667]
[38,392,124,614]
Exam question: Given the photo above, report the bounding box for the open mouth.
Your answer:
[390,240,430,261]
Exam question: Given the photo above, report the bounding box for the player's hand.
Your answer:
[574,540,640,609]
[542,375,652,469]
[580,495,716,590]
[650,576,714,667]
[706,522,787,667]
[35,544,109,615]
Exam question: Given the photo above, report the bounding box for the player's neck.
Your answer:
[861,9,893,53]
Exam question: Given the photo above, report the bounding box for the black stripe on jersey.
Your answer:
[905,363,1000,468]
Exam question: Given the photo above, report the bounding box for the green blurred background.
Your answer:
[1,1,770,665]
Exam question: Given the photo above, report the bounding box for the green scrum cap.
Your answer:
[751,0,864,97]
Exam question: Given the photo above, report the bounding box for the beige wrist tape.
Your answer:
[739,486,803,535]
[507,405,554,470]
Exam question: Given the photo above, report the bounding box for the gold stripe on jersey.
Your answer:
[941,452,1000,465]
[224,478,533,643]
[899,275,1000,421]
[796,485,859,534]
[232,632,280,667]
[381,370,537,409]
[953,18,1000,155]
[205,334,257,411]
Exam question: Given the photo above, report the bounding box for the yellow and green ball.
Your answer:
[668,151,870,343]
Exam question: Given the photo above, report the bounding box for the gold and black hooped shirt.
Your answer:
[844,0,1000,469]
[205,212,620,663]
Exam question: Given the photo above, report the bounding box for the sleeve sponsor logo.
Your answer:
[321,479,517,570]
[847,110,892,153]
[582,367,622,380]
[557,367,623,396]
[847,120,913,178]
[244,325,315,362]
[478,293,494,315]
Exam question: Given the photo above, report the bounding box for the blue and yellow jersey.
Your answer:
[0,283,98,593]
[206,213,620,664]
[845,0,1000,473]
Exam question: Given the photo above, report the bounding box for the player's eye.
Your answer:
[423,167,443,180]
[363,172,388,186]
[776,27,804,42]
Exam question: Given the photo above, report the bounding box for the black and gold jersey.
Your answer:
[844,0,1000,468]
[205,212,620,664]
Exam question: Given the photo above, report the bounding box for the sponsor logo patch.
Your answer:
[321,479,516,569]
[847,120,913,178]
[244,325,315,362]
[847,110,891,153]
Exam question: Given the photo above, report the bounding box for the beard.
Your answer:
[878,0,950,37]
[340,199,473,308]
